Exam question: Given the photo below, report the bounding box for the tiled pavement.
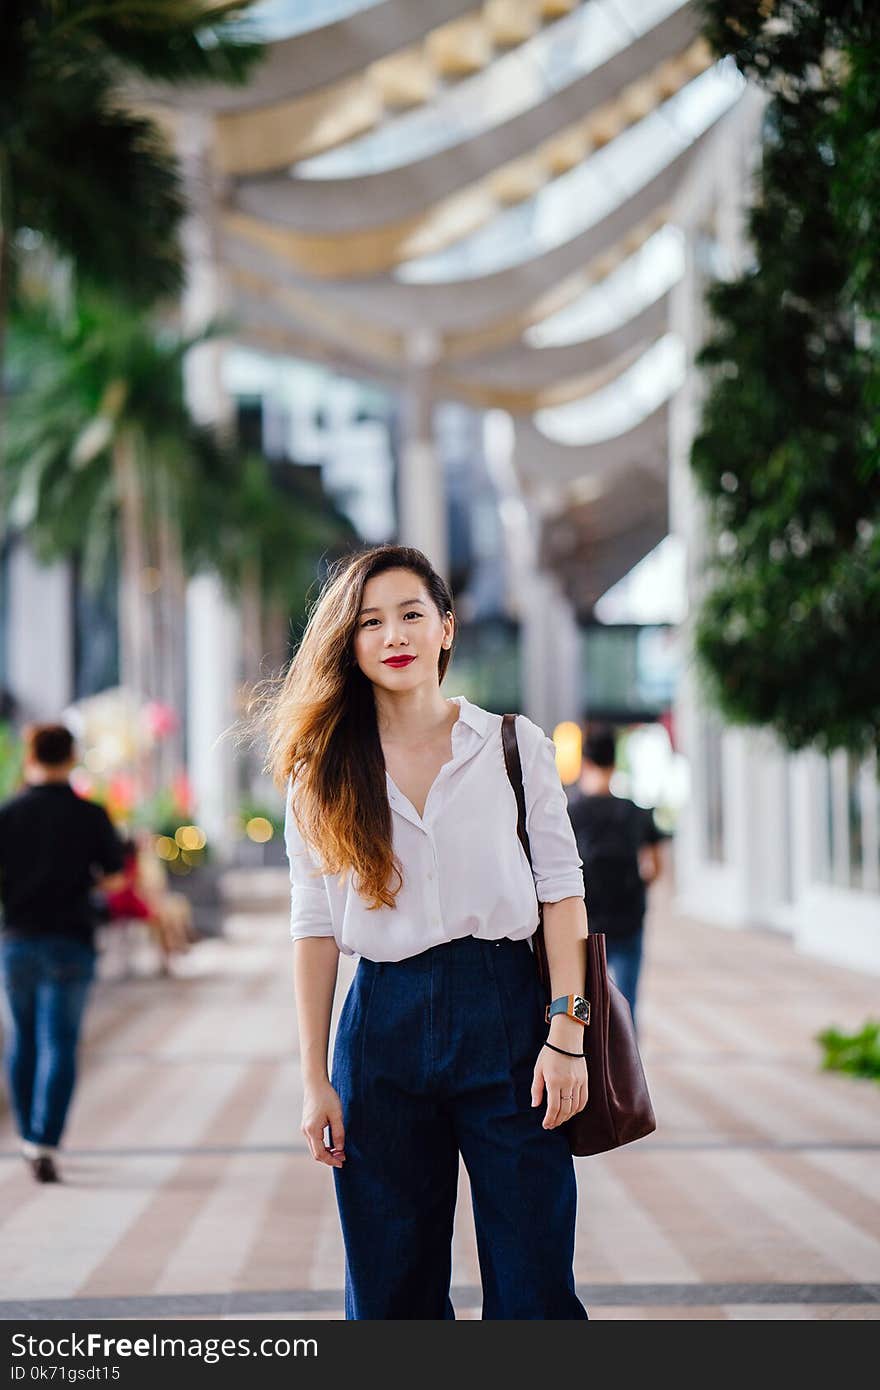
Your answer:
[1,870,878,1321]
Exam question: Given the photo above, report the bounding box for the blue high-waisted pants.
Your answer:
[331,934,589,1320]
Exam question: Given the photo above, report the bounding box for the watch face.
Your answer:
[572,996,590,1022]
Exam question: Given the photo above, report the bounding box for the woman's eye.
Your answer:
[360,612,421,627]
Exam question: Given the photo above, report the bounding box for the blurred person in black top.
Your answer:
[0,723,125,1183]
[567,724,667,1030]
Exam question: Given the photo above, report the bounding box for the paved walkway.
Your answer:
[1,870,878,1320]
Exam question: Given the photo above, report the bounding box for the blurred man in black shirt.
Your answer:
[567,724,667,1029]
[0,724,125,1182]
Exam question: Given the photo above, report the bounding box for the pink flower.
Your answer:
[107,773,137,814]
[143,702,179,740]
[172,769,194,816]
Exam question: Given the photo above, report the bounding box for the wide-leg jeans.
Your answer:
[331,933,589,1320]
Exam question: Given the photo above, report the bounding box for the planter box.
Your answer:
[169,863,224,938]
[233,836,286,869]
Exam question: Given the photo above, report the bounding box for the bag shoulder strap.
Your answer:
[500,712,532,868]
[501,713,550,991]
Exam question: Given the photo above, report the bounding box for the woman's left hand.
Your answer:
[531,1046,588,1130]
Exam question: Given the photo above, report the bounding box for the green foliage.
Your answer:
[830,38,880,319]
[235,799,283,838]
[133,786,195,841]
[0,723,24,802]
[181,445,357,613]
[4,290,224,586]
[3,287,357,611]
[816,1020,880,1081]
[0,1,259,310]
[694,3,880,757]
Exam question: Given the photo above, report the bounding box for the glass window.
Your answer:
[780,757,794,904]
[847,750,864,890]
[813,756,834,885]
[854,749,879,895]
[818,749,880,892]
[830,750,850,888]
[72,549,120,701]
[701,715,724,864]
[876,760,880,891]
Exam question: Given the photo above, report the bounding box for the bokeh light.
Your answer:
[246,816,274,844]
[175,825,207,852]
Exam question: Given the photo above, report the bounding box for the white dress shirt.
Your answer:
[283,694,584,963]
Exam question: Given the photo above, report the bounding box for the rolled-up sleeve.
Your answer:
[283,778,336,943]
[519,718,585,903]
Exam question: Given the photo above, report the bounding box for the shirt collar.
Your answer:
[450,694,497,742]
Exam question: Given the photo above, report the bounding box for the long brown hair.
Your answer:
[250,544,456,911]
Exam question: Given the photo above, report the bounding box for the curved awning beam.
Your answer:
[229,276,666,416]
[141,0,474,113]
[231,3,697,227]
[225,212,672,372]
[443,292,670,393]
[514,404,670,487]
[219,38,715,270]
[545,506,670,616]
[220,131,711,333]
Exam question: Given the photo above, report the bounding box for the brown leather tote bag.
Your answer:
[501,714,656,1157]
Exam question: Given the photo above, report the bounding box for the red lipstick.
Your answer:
[382,656,416,667]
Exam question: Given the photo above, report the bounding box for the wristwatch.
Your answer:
[545,993,590,1026]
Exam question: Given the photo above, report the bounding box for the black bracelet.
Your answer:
[543,1040,585,1059]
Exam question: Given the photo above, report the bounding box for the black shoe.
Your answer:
[29,1155,60,1184]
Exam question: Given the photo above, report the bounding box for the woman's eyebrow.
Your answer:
[359,598,425,615]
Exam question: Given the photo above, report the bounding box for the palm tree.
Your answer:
[0,1,258,417]
[182,442,360,812]
[4,291,357,790]
[5,293,219,771]
[184,448,358,674]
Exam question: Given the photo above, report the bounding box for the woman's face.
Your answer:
[353,568,453,692]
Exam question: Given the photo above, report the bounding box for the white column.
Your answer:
[185,573,240,848]
[6,539,74,720]
[521,567,580,734]
[737,727,795,930]
[666,95,767,929]
[398,330,448,580]
[485,410,580,731]
[178,111,241,855]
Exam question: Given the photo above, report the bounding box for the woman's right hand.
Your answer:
[302,1080,346,1168]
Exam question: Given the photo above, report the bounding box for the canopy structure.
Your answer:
[152,0,748,616]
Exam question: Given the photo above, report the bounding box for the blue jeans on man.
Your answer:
[1,934,96,1152]
[604,926,644,1030]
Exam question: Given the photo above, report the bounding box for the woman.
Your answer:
[260,543,590,1320]
[103,835,192,975]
